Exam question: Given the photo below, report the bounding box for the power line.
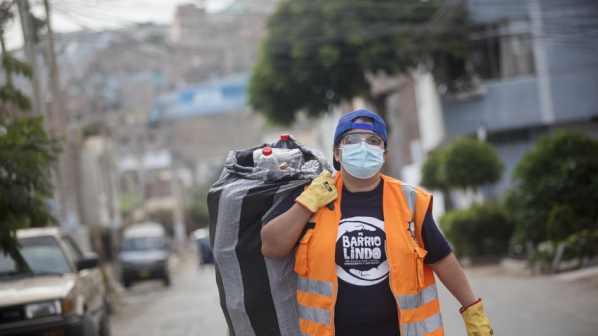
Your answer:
[45,0,598,72]
[51,0,598,48]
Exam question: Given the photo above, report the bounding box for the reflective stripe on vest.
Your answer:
[401,184,419,244]
[397,284,439,310]
[298,276,334,297]
[402,312,443,336]
[299,303,331,325]
[400,184,418,220]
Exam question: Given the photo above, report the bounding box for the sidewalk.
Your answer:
[438,266,598,336]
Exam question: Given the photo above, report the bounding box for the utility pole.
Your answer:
[17,0,46,119]
[135,121,148,221]
[0,31,12,87]
[43,0,63,132]
[41,0,76,228]
[170,162,185,253]
[0,23,14,118]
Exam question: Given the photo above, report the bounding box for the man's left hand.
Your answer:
[460,298,494,336]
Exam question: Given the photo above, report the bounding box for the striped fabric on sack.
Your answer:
[208,136,331,336]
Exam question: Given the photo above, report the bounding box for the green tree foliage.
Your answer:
[187,168,224,230]
[249,0,469,126]
[420,150,454,210]
[0,26,62,269]
[546,204,579,243]
[421,138,503,191]
[506,131,598,244]
[420,151,447,191]
[0,116,62,270]
[186,185,210,229]
[442,138,504,191]
[439,203,514,257]
[2,54,32,79]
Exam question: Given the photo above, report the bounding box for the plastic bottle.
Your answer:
[256,147,280,170]
[279,134,292,149]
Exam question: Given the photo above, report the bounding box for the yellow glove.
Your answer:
[295,171,338,213]
[460,299,494,336]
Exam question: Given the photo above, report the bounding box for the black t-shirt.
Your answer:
[267,179,452,336]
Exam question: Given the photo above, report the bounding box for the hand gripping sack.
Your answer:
[208,135,331,336]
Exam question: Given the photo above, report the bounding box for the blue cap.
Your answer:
[333,109,388,171]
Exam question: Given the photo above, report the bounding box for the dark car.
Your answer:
[120,222,171,288]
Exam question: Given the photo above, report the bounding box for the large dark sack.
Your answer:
[208,136,330,336]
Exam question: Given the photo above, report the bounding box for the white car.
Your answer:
[0,227,110,336]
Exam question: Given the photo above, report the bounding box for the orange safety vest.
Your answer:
[294,174,444,336]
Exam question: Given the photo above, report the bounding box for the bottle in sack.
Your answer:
[279,134,292,149]
[256,147,280,170]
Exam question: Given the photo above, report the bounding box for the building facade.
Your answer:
[412,0,598,202]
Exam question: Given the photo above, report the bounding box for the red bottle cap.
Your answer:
[281,134,289,141]
[262,147,273,155]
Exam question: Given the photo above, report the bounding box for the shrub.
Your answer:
[420,151,448,191]
[546,204,579,243]
[442,137,504,191]
[563,229,598,261]
[505,131,598,244]
[439,203,514,257]
[421,138,504,192]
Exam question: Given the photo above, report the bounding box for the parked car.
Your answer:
[0,227,110,336]
[120,222,171,288]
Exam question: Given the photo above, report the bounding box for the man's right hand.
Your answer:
[294,171,338,214]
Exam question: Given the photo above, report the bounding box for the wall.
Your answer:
[414,69,445,153]
[442,76,541,138]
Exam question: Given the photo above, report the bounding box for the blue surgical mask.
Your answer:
[341,141,385,179]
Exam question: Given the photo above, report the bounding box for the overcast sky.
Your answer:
[6,0,234,50]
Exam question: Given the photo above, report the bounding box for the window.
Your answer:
[61,235,84,263]
[0,236,73,276]
[487,128,531,145]
[469,20,535,80]
[122,237,166,252]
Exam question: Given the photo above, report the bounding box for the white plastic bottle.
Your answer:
[279,134,292,149]
[256,147,280,170]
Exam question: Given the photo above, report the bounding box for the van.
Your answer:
[120,222,171,288]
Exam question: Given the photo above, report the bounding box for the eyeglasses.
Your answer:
[339,132,385,149]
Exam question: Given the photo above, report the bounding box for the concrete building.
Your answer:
[171,1,280,76]
[408,0,598,208]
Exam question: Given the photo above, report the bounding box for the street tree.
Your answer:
[186,185,210,229]
[506,131,598,244]
[442,137,503,192]
[0,116,62,270]
[420,149,453,210]
[0,0,15,85]
[420,138,503,209]
[249,0,469,126]
[0,24,61,269]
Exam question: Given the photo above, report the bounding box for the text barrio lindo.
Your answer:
[342,235,383,262]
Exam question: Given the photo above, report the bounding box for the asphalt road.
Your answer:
[112,256,598,336]
[111,256,227,336]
